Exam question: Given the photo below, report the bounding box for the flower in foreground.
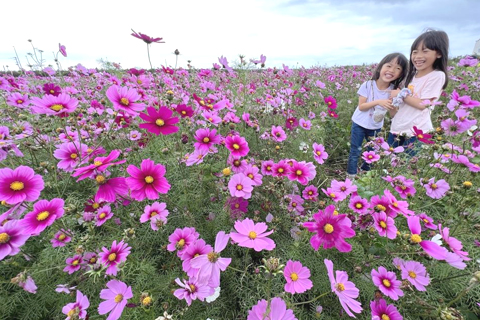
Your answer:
[283,260,313,294]
[312,142,328,164]
[228,173,254,199]
[407,216,447,260]
[324,259,362,318]
[423,177,450,199]
[400,260,430,291]
[140,202,169,231]
[371,266,404,300]
[99,240,131,276]
[370,299,403,320]
[139,106,179,135]
[181,239,213,277]
[173,276,213,306]
[412,126,435,144]
[247,297,297,320]
[106,85,146,116]
[303,205,355,252]
[98,280,133,320]
[230,218,275,252]
[20,198,65,235]
[167,227,199,257]
[225,135,249,157]
[0,220,30,261]
[31,93,78,117]
[62,290,89,319]
[0,165,44,205]
[131,29,165,44]
[126,159,171,201]
[287,161,316,185]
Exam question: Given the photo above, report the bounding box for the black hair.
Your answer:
[371,52,408,89]
[405,29,449,89]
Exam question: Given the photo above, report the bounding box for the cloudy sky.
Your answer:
[1,0,479,71]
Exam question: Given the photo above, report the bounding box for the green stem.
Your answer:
[292,291,329,306]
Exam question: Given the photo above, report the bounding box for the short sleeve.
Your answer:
[418,71,445,101]
[357,81,369,98]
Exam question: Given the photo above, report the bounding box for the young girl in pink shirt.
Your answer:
[388,29,449,155]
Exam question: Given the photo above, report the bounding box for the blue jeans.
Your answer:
[387,133,418,157]
[347,122,381,175]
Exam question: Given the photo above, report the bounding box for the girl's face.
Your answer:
[379,58,403,84]
[411,41,441,75]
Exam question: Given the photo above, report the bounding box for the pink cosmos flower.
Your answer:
[272,160,291,177]
[423,178,450,199]
[31,93,78,117]
[285,117,299,131]
[63,254,83,274]
[62,290,89,320]
[59,43,67,57]
[283,260,313,294]
[370,299,403,320]
[126,159,171,201]
[106,85,145,116]
[230,218,275,252]
[173,276,214,306]
[243,164,263,186]
[95,205,113,226]
[20,198,65,235]
[167,227,199,257]
[72,150,126,181]
[190,231,232,287]
[228,173,254,199]
[331,178,357,198]
[98,280,133,320]
[362,151,380,164]
[99,240,132,276]
[287,161,316,185]
[303,205,355,252]
[418,213,437,230]
[194,128,222,152]
[287,194,304,215]
[175,104,194,118]
[381,142,404,155]
[373,211,397,239]
[53,142,88,172]
[299,118,312,130]
[202,110,222,126]
[302,185,318,201]
[247,297,297,320]
[0,166,44,205]
[51,229,72,247]
[139,106,179,135]
[321,187,347,203]
[181,239,213,277]
[348,195,369,215]
[324,96,337,109]
[412,126,435,144]
[140,202,168,231]
[225,135,249,157]
[383,190,414,217]
[324,259,362,318]
[407,216,447,260]
[400,260,430,291]
[261,160,275,176]
[439,225,470,262]
[225,197,248,219]
[0,220,30,261]
[312,143,328,164]
[271,125,287,142]
[371,266,404,300]
[6,92,30,108]
[229,156,248,173]
[93,176,129,203]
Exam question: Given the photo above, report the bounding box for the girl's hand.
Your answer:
[377,99,394,110]
[390,89,400,98]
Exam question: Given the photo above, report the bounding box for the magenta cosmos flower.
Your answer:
[362,151,380,164]
[173,276,213,306]
[72,149,126,181]
[31,93,78,117]
[349,195,369,215]
[230,218,275,252]
[324,96,337,109]
[0,166,44,205]
[401,260,430,291]
[194,128,222,152]
[372,211,397,239]
[131,29,165,44]
[99,240,131,276]
[181,239,213,277]
[53,142,88,172]
[126,159,171,201]
[408,216,447,260]
[58,43,67,57]
[51,229,71,247]
[0,220,30,261]
[63,254,83,274]
[225,135,249,157]
[167,227,199,257]
[247,297,297,320]
[283,260,313,294]
[303,205,355,252]
[139,106,179,135]
[371,266,404,300]
[271,125,287,142]
[228,173,254,199]
[106,85,146,116]
[312,143,328,164]
[62,290,89,320]
[95,205,113,227]
[140,201,169,231]
[98,279,133,320]
[412,126,435,144]
[324,259,362,318]
[20,198,65,235]
[287,161,316,185]
[370,299,403,320]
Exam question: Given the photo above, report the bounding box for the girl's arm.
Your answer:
[402,96,434,110]
[358,96,394,112]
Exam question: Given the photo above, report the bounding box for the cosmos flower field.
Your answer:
[0,51,480,320]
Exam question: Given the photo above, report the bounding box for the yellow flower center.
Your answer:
[368,155,373,159]
[120,98,129,106]
[99,213,106,219]
[142,296,151,306]
[177,239,185,248]
[382,279,391,287]
[203,137,210,143]
[234,204,240,208]
[114,294,123,303]
[72,259,79,266]
[37,211,50,221]
[67,308,77,317]
[418,134,424,139]
[463,181,473,187]
[355,203,363,209]
[296,170,302,176]
[207,251,219,262]
[17,99,23,104]
[248,231,257,239]
[50,104,64,112]
[292,202,297,207]
[0,232,10,244]
[50,89,55,94]
[10,181,24,191]
[95,175,106,184]
[222,168,231,176]
[290,272,299,281]
[150,211,158,217]
[70,153,78,159]
[376,204,386,212]
[108,253,117,261]
[94,160,102,166]
[411,234,422,243]
[324,223,334,234]
[392,202,398,208]
[278,168,284,173]
[336,283,345,291]
[58,234,66,241]
[181,111,186,115]
[155,119,165,126]
[189,284,196,292]
[145,176,154,184]
[92,202,100,209]
[408,271,417,279]
[248,173,254,179]
[316,151,321,156]
[89,257,97,263]
[236,184,243,191]
[431,183,437,190]
[333,210,339,216]
[233,143,240,150]
[329,193,336,198]
[380,221,387,229]
[382,315,390,320]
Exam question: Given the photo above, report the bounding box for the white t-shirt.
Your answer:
[351,80,393,130]
[390,70,445,136]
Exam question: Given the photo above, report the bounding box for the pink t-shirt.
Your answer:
[390,70,445,136]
